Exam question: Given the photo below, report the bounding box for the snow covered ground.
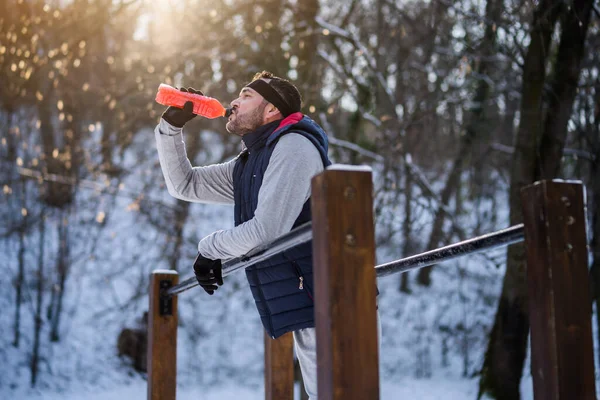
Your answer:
[9,376,535,400]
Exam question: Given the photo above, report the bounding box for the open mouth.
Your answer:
[228,109,237,121]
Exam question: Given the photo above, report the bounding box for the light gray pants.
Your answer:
[293,328,319,399]
[293,313,382,400]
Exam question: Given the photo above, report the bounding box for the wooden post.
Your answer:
[264,332,294,400]
[521,180,596,400]
[311,167,379,400]
[148,270,179,400]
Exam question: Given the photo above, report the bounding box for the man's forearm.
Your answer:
[154,119,235,204]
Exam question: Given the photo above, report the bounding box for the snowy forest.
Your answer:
[1,0,599,399]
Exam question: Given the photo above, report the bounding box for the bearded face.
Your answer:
[226,101,267,136]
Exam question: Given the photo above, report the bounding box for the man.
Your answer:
[154,71,331,398]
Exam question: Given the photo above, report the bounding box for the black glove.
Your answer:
[193,252,223,295]
[161,87,203,128]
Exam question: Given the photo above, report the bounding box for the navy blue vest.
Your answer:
[233,114,331,338]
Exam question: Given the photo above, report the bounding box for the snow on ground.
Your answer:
[8,377,533,400]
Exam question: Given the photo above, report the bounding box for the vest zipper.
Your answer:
[291,261,304,289]
[291,261,313,301]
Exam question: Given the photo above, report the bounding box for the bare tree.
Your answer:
[31,208,46,386]
[479,0,595,397]
[417,0,504,286]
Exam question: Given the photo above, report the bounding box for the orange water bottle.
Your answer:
[155,84,232,119]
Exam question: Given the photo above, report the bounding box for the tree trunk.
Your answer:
[31,208,45,386]
[417,0,502,286]
[375,0,386,109]
[588,59,600,371]
[500,92,518,146]
[591,146,600,369]
[5,111,17,162]
[50,211,69,342]
[169,203,190,272]
[478,0,594,397]
[478,0,562,396]
[38,83,74,208]
[400,162,412,293]
[294,0,322,110]
[537,0,595,179]
[13,181,26,348]
[257,0,287,78]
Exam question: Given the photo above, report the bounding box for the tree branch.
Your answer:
[315,17,397,106]
[490,142,596,161]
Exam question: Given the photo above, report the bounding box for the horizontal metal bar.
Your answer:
[164,222,313,297]
[164,222,524,297]
[375,224,524,277]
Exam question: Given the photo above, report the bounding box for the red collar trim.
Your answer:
[275,112,303,132]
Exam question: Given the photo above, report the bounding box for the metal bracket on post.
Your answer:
[159,280,173,316]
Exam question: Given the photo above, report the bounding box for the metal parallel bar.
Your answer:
[375,223,525,277]
[165,222,525,297]
[164,222,313,297]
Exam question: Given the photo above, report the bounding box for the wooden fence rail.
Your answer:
[147,169,596,400]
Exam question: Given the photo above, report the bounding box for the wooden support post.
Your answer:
[148,270,179,400]
[311,168,379,400]
[264,332,294,400]
[521,180,596,400]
